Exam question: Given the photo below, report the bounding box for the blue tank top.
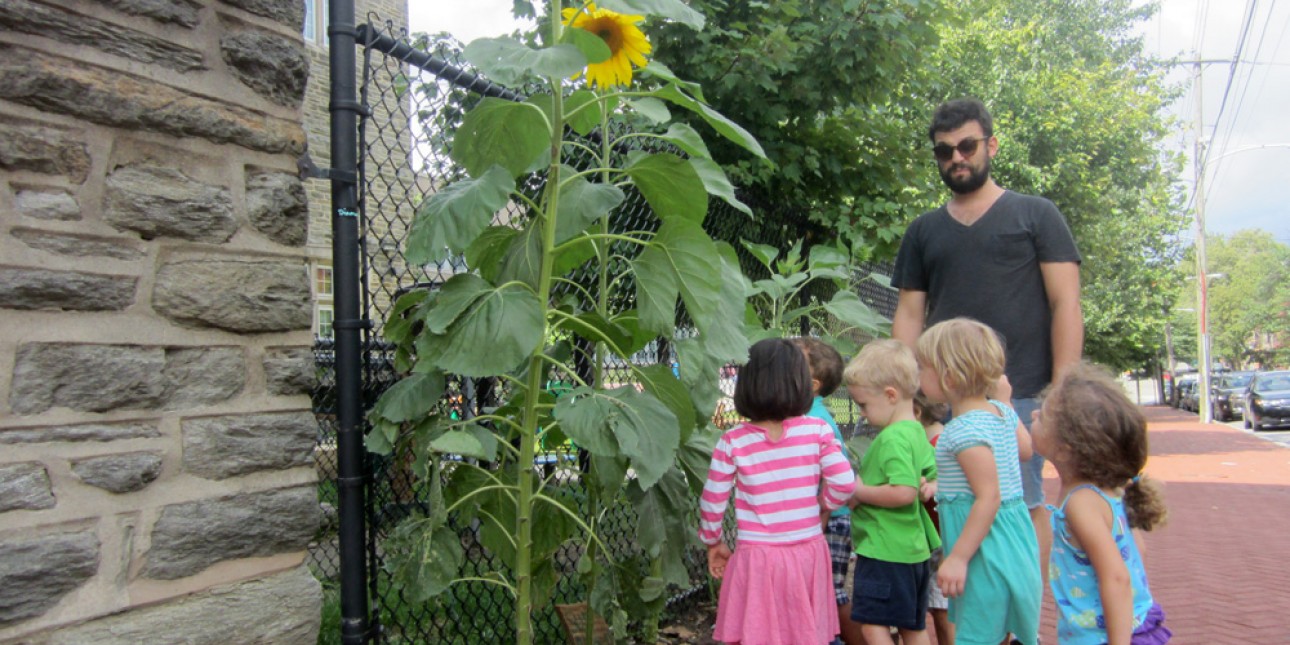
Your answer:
[1047,485,1156,644]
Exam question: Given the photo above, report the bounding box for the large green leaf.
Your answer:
[625,153,707,223]
[564,89,603,136]
[406,165,514,264]
[369,371,446,423]
[809,244,849,271]
[741,239,780,270]
[596,0,705,30]
[452,98,550,178]
[627,97,671,124]
[414,279,544,377]
[496,218,544,289]
[636,363,697,441]
[678,428,718,496]
[558,310,635,355]
[463,37,586,86]
[466,225,520,283]
[561,25,611,64]
[690,157,751,216]
[427,425,498,461]
[626,468,693,585]
[555,174,625,244]
[387,519,464,603]
[658,122,710,160]
[419,273,489,334]
[591,454,629,501]
[553,386,680,490]
[650,84,765,160]
[674,337,724,420]
[823,290,890,336]
[551,387,620,457]
[609,310,657,355]
[383,290,430,345]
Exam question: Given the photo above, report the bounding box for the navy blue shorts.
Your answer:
[850,555,931,630]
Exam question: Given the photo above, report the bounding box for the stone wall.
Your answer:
[0,1,323,642]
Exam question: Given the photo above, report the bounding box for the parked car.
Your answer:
[1171,373,1198,409]
[1178,375,1201,412]
[1244,370,1290,431]
[1212,371,1255,421]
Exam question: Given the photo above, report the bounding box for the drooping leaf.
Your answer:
[678,427,718,496]
[809,243,849,271]
[556,174,626,244]
[406,165,515,264]
[466,225,520,283]
[564,89,603,136]
[609,310,657,355]
[452,97,550,178]
[464,37,587,86]
[419,273,490,334]
[690,157,751,216]
[823,290,890,337]
[626,468,693,585]
[383,289,430,345]
[369,371,447,423]
[558,310,635,355]
[741,239,780,270]
[636,363,697,441]
[414,279,545,377]
[386,517,463,603]
[427,426,498,461]
[657,122,710,159]
[591,453,629,501]
[627,97,671,124]
[625,153,707,223]
[674,337,725,420]
[553,386,680,490]
[650,84,765,160]
[496,218,544,289]
[596,0,705,30]
[551,387,621,457]
[364,418,398,455]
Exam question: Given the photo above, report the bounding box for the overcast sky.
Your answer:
[409,2,1290,245]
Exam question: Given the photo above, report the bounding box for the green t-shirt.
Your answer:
[852,418,941,563]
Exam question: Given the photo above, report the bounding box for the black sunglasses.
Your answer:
[932,137,987,162]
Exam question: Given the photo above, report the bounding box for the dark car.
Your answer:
[1179,376,1201,412]
[1244,371,1290,431]
[1171,373,1198,409]
[1212,371,1255,421]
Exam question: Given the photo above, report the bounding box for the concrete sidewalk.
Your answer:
[1039,405,1290,644]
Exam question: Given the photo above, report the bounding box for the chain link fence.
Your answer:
[308,17,896,643]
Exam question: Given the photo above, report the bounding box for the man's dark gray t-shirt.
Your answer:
[892,191,1081,399]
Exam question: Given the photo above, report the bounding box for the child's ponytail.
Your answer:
[1123,473,1168,531]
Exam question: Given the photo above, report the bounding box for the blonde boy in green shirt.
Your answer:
[844,339,940,645]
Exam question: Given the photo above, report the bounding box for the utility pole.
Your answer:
[1192,60,1214,424]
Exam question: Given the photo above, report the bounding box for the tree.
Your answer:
[1195,230,1290,368]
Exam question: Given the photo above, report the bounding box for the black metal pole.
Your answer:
[328,1,368,643]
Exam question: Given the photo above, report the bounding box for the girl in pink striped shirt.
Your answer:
[700,338,858,645]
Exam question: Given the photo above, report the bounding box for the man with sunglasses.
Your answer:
[890,97,1083,615]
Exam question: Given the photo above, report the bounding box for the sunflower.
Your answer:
[561,2,652,89]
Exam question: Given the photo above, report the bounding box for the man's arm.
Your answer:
[892,288,928,349]
[1040,261,1083,379]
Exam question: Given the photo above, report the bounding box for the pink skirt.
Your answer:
[713,535,839,645]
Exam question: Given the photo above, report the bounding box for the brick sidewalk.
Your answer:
[1037,405,1290,644]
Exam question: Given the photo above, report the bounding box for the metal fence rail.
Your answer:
[309,16,896,643]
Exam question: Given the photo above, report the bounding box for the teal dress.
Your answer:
[935,401,1041,645]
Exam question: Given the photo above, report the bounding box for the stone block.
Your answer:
[0,266,137,312]
[11,228,145,260]
[142,486,319,580]
[0,121,89,183]
[0,421,161,444]
[9,344,167,415]
[0,45,305,155]
[70,452,163,494]
[33,564,320,644]
[103,0,201,27]
[153,256,311,333]
[0,0,204,72]
[104,165,236,243]
[13,188,80,221]
[0,529,98,626]
[0,462,55,512]
[263,346,316,395]
[245,170,308,246]
[216,0,304,30]
[162,347,246,409]
[221,31,308,107]
[182,411,314,479]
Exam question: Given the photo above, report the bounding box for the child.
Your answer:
[699,338,858,645]
[842,339,939,645]
[915,318,1041,645]
[913,393,954,645]
[793,337,862,645]
[1032,362,1172,644]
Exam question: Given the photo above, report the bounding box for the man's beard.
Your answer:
[939,157,990,194]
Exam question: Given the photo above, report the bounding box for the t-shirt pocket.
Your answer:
[993,231,1034,266]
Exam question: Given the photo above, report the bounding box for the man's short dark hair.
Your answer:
[734,338,813,421]
[928,98,993,141]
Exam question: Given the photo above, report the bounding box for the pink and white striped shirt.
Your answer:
[698,416,857,546]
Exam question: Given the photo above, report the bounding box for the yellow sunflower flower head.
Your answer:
[561,2,652,89]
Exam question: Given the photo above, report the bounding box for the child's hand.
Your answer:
[937,552,968,598]
[707,542,732,579]
[920,479,938,502]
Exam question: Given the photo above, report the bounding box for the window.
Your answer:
[303,0,329,46]
[315,266,333,299]
[317,305,334,339]
[313,263,334,338]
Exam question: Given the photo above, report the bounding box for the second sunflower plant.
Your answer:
[368,1,768,642]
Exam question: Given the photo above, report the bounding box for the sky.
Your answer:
[409,2,1290,245]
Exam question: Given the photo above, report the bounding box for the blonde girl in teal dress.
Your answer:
[1031,362,1171,644]
[915,318,1042,645]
